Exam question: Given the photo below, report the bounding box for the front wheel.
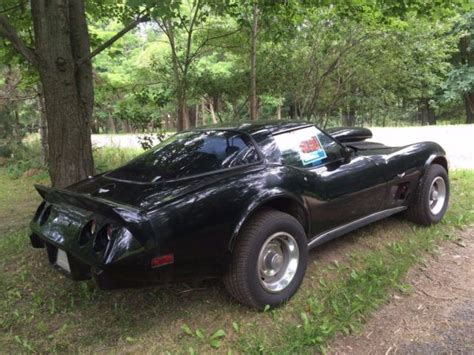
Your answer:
[406,164,449,225]
[224,209,308,309]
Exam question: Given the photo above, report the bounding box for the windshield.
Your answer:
[106,130,259,182]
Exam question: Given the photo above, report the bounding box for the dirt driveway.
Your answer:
[329,226,474,354]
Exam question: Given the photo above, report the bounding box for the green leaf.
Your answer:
[232,321,239,332]
[209,339,221,349]
[181,324,193,336]
[195,329,205,339]
[210,329,226,340]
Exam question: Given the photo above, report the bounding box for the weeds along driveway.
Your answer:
[0,169,473,353]
[91,124,474,169]
[329,226,474,354]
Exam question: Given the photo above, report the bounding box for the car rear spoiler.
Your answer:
[326,127,372,143]
[34,184,144,224]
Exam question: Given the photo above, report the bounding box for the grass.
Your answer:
[2,140,143,179]
[0,168,472,353]
[93,146,143,173]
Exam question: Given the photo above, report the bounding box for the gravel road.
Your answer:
[91,124,474,169]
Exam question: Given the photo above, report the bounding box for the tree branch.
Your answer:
[0,2,24,14]
[158,19,185,76]
[187,25,242,64]
[77,12,150,66]
[183,0,201,70]
[0,14,37,66]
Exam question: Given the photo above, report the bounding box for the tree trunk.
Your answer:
[418,98,436,125]
[213,95,219,116]
[31,0,94,187]
[209,99,217,124]
[201,98,206,126]
[465,92,474,124]
[249,2,258,121]
[13,110,21,141]
[188,105,196,128]
[289,102,297,120]
[122,119,131,133]
[107,111,116,133]
[342,107,356,127]
[37,88,49,166]
[427,107,436,125]
[195,104,199,127]
[177,92,189,131]
[276,105,282,120]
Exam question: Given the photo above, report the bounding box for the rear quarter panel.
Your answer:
[362,141,446,210]
[145,164,306,275]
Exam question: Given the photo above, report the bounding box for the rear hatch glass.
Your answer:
[106,130,259,183]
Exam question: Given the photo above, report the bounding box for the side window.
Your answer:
[220,134,260,168]
[273,126,343,168]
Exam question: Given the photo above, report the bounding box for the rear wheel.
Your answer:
[406,164,449,225]
[224,209,307,309]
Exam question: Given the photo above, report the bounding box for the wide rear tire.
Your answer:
[224,209,308,310]
[406,164,449,225]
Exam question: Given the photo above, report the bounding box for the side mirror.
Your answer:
[342,147,354,164]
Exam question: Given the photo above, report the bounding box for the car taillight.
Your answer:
[34,202,46,222]
[151,254,174,268]
[39,205,52,226]
[107,224,114,241]
[79,220,96,246]
[94,224,112,253]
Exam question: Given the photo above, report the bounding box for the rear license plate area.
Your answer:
[44,243,91,280]
[56,249,71,273]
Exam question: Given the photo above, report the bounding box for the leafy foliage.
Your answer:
[1,0,473,140]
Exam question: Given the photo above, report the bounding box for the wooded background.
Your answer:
[0,0,473,186]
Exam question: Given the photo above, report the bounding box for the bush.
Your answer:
[5,140,45,179]
[0,144,12,158]
[3,134,143,179]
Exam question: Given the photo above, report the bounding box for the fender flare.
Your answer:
[423,154,448,175]
[414,154,449,195]
[227,190,310,252]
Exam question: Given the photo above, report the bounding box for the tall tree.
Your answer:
[444,10,474,124]
[249,2,258,120]
[0,1,148,186]
[154,0,239,131]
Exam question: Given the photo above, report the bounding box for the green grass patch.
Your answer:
[3,138,143,180]
[0,169,472,353]
[93,146,143,173]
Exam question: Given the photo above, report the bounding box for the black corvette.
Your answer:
[29,121,449,309]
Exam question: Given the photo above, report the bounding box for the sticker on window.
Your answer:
[273,126,327,166]
[298,135,327,165]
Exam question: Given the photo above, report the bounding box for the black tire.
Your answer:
[223,209,308,310]
[406,164,449,225]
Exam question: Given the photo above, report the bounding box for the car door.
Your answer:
[272,126,387,237]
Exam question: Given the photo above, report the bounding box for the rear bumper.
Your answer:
[30,233,92,281]
[29,232,216,289]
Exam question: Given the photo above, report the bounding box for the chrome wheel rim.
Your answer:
[258,232,299,293]
[429,176,446,215]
